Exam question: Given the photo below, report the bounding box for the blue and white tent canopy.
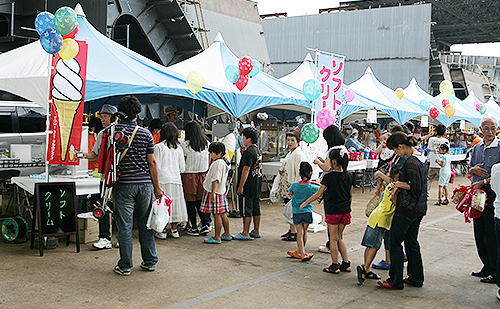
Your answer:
[435,93,482,128]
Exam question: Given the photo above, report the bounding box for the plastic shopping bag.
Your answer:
[270,174,283,203]
[283,199,293,224]
[146,194,172,233]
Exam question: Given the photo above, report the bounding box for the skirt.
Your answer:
[181,172,206,196]
[200,191,229,214]
[160,182,187,222]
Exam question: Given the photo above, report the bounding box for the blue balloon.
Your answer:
[302,79,321,101]
[225,65,240,84]
[248,60,260,77]
[419,99,430,112]
[448,95,456,104]
[40,28,63,54]
[35,12,55,36]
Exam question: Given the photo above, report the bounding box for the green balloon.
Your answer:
[54,7,77,35]
[301,123,320,144]
[479,105,487,115]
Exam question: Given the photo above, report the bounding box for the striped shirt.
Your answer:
[113,120,154,184]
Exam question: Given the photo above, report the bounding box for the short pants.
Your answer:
[325,213,351,225]
[361,225,388,250]
[293,212,313,225]
[438,172,451,186]
[239,196,261,217]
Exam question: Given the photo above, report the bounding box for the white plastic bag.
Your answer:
[270,174,283,203]
[146,194,172,233]
[283,199,293,224]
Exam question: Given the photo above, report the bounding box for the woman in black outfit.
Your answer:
[378,132,428,290]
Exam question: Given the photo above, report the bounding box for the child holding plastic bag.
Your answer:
[286,162,319,261]
[200,142,231,244]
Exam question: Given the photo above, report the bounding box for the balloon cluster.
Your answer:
[36,7,79,59]
[437,80,456,118]
[225,56,259,91]
[474,100,487,115]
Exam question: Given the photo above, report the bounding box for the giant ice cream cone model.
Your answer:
[51,58,83,161]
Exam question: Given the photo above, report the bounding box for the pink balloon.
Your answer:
[316,108,336,130]
[238,56,253,76]
[345,89,355,103]
[235,74,249,91]
[441,99,449,108]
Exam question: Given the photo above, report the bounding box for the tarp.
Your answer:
[348,67,425,124]
[462,91,498,123]
[485,97,500,120]
[404,78,477,127]
[168,33,311,118]
[0,17,310,119]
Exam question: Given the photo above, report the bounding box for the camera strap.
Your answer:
[118,126,139,163]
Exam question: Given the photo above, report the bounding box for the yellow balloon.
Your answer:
[58,38,79,60]
[445,103,455,118]
[186,71,204,95]
[395,88,404,99]
[439,80,453,98]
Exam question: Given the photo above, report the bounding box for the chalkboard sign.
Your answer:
[30,182,80,256]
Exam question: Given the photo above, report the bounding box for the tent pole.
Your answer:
[44,54,52,182]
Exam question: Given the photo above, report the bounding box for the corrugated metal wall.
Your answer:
[262,4,431,90]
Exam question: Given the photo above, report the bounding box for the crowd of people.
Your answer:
[82,96,500,300]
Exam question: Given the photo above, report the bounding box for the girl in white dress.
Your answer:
[154,122,187,239]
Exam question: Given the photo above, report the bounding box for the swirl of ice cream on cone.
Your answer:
[51,58,83,161]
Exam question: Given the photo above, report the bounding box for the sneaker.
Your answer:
[318,245,330,253]
[169,229,180,239]
[155,232,167,239]
[497,288,500,301]
[115,241,120,248]
[140,262,156,271]
[372,260,391,270]
[199,225,210,235]
[177,222,185,230]
[114,265,130,276]
[93,238,112,249]
[186,228,200,236]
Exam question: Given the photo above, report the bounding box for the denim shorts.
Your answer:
[361,225,388,250]
[293,212,313,225]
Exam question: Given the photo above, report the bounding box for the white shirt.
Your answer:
[181,140,209,173]
[154,142,185,184]
[428,136,450,168]
[203,159,230,194]
[490,163,500,219]
[282,147,304,184]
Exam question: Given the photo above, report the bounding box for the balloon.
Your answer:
[238,56,253,76]
[248,60,260,77]
[439,80,453,98]
[479,105,487,115]
[344,89,355,103]
[429,107,440,119]
[301,123,320,144]
[445,104,455,118]
[419,99,430,111]
[302,78,321,101]
[442,99,449,108]
[54,6,77,35]
[316,108,335,130]
[474,100,481,111]
[186,71,204,94]
[225,65,240,84]
[35,12,55,35]
[58,38,79,60]
[235,74,249,91]
[395,88,404,99]
[448,95,456,104]
[40,28,63,54]
[63,22,79,39]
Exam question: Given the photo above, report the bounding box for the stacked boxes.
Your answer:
[70,217,99,244]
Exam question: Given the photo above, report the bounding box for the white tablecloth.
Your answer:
[261,162,282,176]
[347,160,367,171]
[450,154,467,162]
[12,176,100,196]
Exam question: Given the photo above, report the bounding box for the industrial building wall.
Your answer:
[262,4,431,90]
[184,0,270,63]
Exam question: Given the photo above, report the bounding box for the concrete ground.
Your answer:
[0,175,498,309]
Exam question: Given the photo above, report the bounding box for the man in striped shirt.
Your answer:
[112,95,164,276]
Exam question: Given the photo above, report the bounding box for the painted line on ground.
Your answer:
[163,212,462,309]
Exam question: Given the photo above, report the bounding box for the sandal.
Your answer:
[357,265,366,284]
[301,253,314,262]
[281,233,297,241]
[434,200,442,206]
[323,263,341,274]
[287,250,301,259]
[340,261,352,272]
[365,271,381,279]
[281,230,291,238]
[442,199,449,205]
